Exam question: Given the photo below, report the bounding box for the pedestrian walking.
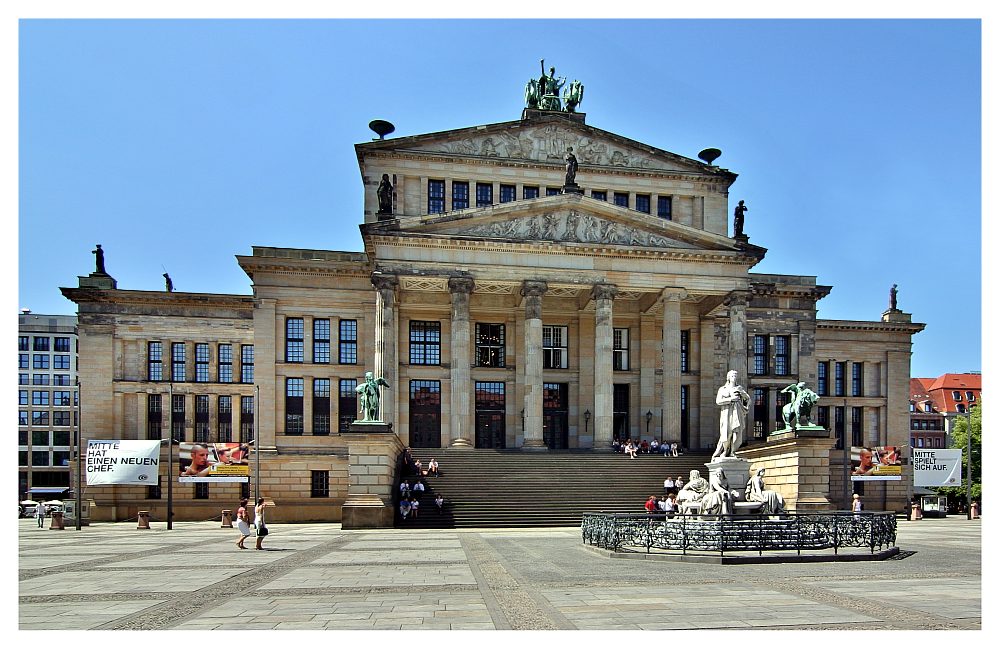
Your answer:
[35,504,46,528]
[235,498,252,549]
[253,498,268,550]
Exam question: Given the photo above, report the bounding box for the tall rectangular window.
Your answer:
[752,335,769,375]
[19,354,29,369]
[19,390,28,405]
[218,344,233,383]
[543,325,568,369]
[240,396,254,443]
[774,336,790,376]
[409,321,441,365]
[339,379,358,432]
[195,343,210,382]
[172,395,185,441]
[500,184,516,203]
[681,330,690,373]
[339,320,357,364]
[817,405,830,430]
[195,395,210,443]
[286,318,304,362]
[613,328,629,371]
[241,345,254,383]
[852,362,864,397]
[476,182,493,207]
[194,483,209,500]
[835,362,846,396]
[817,361,829,396]
[851,407,864,447]
[54,337,71,352]
[147,394,162,439]
[834,406,845,449]
[285,378,304,434]
[657,196,672,219]
[591,190,607,201]
[452,181,469,210]
[635,194,651,214]
[428,179,445,213]
[148,342,163,381]
[523,186,539,200]
[613,192,629,208]
[313,379,331,435]
[148,477,162,500]
[311,471,330,497]
[172,343,186,382]
[313,319,331,364]
[19,335,29,351]
[753,387,769,438]
[218,396,232,443]
[33,336,50,351]
[475,323,505,367]
[775,390,790,432]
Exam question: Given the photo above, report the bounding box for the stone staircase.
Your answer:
[395,448,715,528]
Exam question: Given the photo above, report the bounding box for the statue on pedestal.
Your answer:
[564,147,578,186]
[700,469,736,516]
[712,370,750,460]
[355,371,390,422]
[376,174,393,215]
[163,273,174,292]
[92,244,108,275]
[889,284,898,311]
[733,200,748,238]
[676,469,710,514]
[779,382,820,430]
[745,468,786,515]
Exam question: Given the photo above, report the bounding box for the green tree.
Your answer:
[936,401,982,502]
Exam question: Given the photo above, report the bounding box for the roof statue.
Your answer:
[525,60,583,114]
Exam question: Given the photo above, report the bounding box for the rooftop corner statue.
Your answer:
[355,371,390,422]
[524,60,584,113]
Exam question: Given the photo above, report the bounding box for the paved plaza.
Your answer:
[17,516,981,631]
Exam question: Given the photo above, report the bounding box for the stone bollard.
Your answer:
[911,503,922,520]
[971,502,979,519]
[137,510,151,529]
[221,509,233,528]
[49,511,65,530]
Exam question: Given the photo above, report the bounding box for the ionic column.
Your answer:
[521,280,548,449]
[371,273,399,425]
[448,277,475,447]
[660,288,687,446]
[725,291,750,379]
[592,283,618,448]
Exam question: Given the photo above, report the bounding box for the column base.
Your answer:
[521,441,549,452]
[341,494,394,529]
[449,438,473,448]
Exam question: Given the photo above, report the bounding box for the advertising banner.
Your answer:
[178,442,251,483]
[912,448,963,487]
[86,440,161,485]
[851,445,902,481]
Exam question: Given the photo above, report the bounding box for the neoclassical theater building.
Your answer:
[63,89,924,523]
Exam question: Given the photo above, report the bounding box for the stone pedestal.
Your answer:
[342,421,403,529]
[49,511,65,530]
[221,509,233,528]
[706,456,752,502]
[137,511,151,529]
[562,184,584,194]
[78,273,117,289]
[739,431,835,512]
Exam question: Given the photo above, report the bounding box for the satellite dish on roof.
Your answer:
[698,148,722,165]
[369,119,396,140]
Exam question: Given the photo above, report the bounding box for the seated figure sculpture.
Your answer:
[745,467,786,515]
[676,469,710,514]
[700,469,736,516]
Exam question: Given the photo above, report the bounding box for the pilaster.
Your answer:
[448,277,475,447]
[660,287,686,445]
[521,280,548,449]
[592,283,618,448]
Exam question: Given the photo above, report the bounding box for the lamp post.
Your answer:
[966,407,973,520]
[254,384,260,504]
[75,379,82,531]
[645,410,653,434]
[167,381,174,530]
[584,409,591,432]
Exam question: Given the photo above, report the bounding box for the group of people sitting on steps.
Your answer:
[398,448,444,522]
[613,437,681,458]
[645,493,680,516]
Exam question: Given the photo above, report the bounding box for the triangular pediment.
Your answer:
[373,194,745,253]
[359,115,722,175]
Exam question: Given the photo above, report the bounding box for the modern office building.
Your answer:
[18,311,78,501]
[61,80,925,523]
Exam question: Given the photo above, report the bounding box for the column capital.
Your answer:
[660,287,688,303]
[520,280,548,298]
[447,276,476,295]
[591,283,618,302]
[724,290,750,308]
[371,272,399,293]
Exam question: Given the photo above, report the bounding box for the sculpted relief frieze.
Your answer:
[441,210,693,249]
[416,126,676,171]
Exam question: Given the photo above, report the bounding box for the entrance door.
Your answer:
[475,382,506,449]
[409,380,441,448]
[543,383,568,449]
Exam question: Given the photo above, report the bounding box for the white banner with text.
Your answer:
[86,440,160,485]
[912,448,963,487]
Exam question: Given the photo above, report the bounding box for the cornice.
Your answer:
[61,288,254,310]
[817,319,926,333]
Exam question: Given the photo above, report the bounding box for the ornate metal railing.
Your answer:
[581,511,897,556]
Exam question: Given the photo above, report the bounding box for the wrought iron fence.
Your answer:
[581,511,897,556]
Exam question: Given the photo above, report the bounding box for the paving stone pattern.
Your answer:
[17,517,981,630]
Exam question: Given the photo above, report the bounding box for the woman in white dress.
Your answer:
[235,498,252,549]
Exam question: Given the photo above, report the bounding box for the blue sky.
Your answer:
[17,19,981,378]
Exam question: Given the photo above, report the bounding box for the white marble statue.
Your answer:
[676,469,710,514]
[745,467,786,515]
[700,469,736,516]
[713,370,750,460]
